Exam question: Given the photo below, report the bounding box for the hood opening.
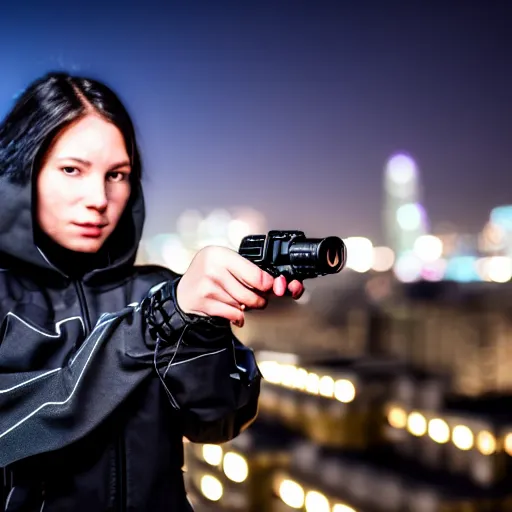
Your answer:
[0,173,145,283]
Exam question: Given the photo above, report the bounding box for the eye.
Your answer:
[61,166,79,176]
[107,171,128,182]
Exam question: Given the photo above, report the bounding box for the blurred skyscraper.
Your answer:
[383,153,428,258]
[490,205,512,257]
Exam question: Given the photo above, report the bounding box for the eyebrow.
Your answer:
[56,157,131,171]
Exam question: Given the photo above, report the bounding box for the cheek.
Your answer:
[37,172,69,221]
[37,182,57,224]
[39,192,64,216]
[109,188,132,224]
[36,195,67,240]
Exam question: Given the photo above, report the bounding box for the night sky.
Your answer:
[1,1,511,244]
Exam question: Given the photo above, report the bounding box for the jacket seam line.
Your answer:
[0,318,115,441]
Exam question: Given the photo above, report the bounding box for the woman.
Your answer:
[0,72,304,512]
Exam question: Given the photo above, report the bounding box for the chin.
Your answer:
[66,238,106,253]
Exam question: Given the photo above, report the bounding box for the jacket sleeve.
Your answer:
[0,277,261,467]
[142,279,261,444]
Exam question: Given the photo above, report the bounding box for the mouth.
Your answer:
[74,222,108,228]
[73,222,108,238]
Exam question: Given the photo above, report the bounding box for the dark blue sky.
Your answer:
[1,1,511,244]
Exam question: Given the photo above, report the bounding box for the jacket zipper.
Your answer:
[73,280,126,512]
[74,281,92,334]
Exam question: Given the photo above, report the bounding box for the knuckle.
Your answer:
[198,279,215,300]
[246,298,259,309]
[247,297,260,308]
[247,294,263,308]
[257,296,268,309]
[204,286,217,301]
[256,270,267,290]
[205,262,224,282]
[203,260,217,278]
[262,271,274,291]
[206,267,221,284]
[201,249,228,280]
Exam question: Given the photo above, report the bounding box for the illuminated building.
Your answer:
[383,153,428,263]
[184,419,298,512]
[490,205,512,257]
[380,294,512,397]
[256,354,411,450]
[385,397,512,491]
[183,343,512,511]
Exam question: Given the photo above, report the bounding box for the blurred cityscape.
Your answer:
[139,153,512,511]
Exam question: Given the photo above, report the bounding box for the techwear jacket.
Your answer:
[0,177,261,511]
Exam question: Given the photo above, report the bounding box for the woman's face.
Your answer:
[37,114,132,253]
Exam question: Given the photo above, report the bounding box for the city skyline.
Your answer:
[1,1,511,244]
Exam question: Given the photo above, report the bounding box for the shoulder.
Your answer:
[0,268,55,332]
[0,266,33,301]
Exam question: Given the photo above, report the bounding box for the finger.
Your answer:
[225,251,274,292]
[205,282,242,309]
[202,299,246,327]
[219,269,269,309]
[287,280,304,299]
[273,275,287,296]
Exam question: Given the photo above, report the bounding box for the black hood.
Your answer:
[0,175,145,283]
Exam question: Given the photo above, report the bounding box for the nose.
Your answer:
[84,177,108,212]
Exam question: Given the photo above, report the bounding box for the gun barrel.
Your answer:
[239,231,347,280]
[289,236,346,275]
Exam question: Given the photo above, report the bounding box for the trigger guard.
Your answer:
[263,265,282,278]
[272,265,295,282]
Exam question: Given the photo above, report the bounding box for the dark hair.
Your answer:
[0,71,142,186]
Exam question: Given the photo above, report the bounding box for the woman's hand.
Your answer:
[176,246,304,327]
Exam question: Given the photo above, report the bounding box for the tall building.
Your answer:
[490,205,512,257]
[383,153,428,258]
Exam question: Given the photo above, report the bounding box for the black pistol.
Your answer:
[238,230,347,281]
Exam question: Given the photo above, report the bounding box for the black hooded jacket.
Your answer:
[0,177,261,511]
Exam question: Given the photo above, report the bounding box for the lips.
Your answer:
[74,222,107,228]
[73,222,108,237]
